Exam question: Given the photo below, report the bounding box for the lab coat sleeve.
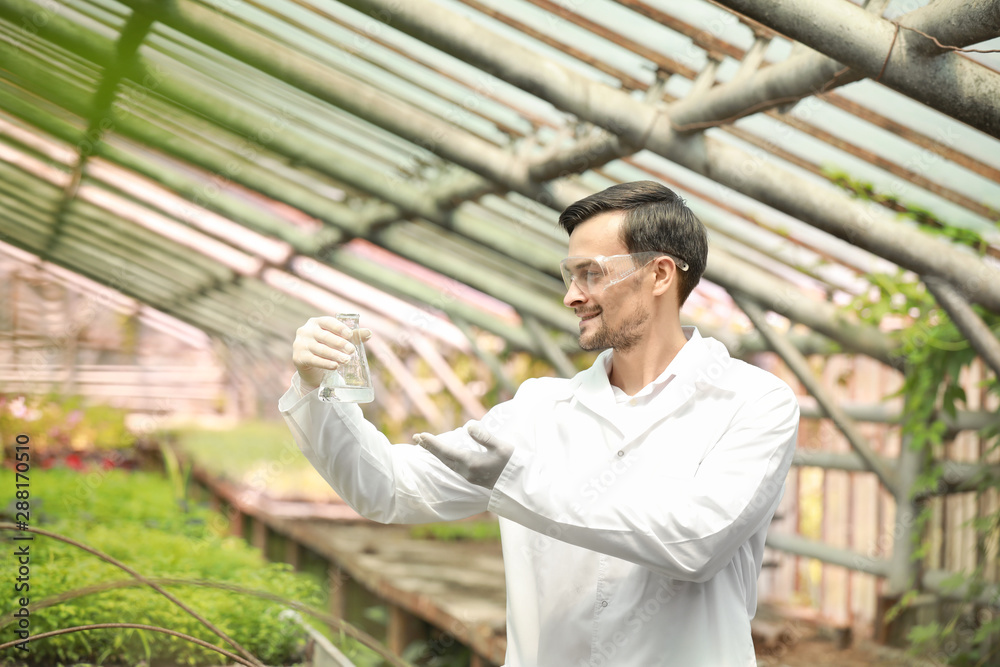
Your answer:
[279,373,491,523]
[488,383,799,582]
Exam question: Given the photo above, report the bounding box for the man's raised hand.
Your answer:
[291,316,372,390]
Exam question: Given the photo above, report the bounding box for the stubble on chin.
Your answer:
[579,304,649,352]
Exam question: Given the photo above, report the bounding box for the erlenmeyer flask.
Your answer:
[318,313,374,403]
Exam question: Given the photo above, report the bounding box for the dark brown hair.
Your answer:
[558,180,708,305]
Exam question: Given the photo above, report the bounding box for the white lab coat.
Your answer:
[279,327,800,666]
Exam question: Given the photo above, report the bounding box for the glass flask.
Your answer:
[318,313,374,403]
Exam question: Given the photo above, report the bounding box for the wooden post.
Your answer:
[251,516,267,551]
[387,604,426,655]
[228,506,244,538]
[285,537,301,570]
[266,528,285,563]
[328,564,347,620]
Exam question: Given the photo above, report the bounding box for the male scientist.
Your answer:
[280,180,800,666]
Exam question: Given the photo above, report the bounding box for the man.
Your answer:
[280,181,800,666]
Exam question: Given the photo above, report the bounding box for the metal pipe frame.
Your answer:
[0,100,542,356]
[522,314,577,379]
[2,2,995,370]
[0,39,588,338]
[924,276,1000,381]
[0,77,807,364]
[128,4,872,326]
[472,0,994,231]
[12,0,982,374]
[923,570,1000,608]
[712,0,1000,138]
[765,532,891,578]
[108,0,560,207]
[330,0,1000,315]
[731,291,900,496]
[145,25,898,361]
[887,436,922,595]
[526,0,1000,204]
[791,450,1000,498]
[0,124,531,374]
[666,0,1000,132]
[797,399,1000,433]
[0,6,900,365]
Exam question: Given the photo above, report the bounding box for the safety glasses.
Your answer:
[559,251,689,295]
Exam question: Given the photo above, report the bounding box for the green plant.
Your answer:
[837,177,1000,665]
[167,420,340,502]
[825,169,995,257]
[409,521,501,542]
[0,392,135,457]
[401,638,471,667]
[0,467,324,666]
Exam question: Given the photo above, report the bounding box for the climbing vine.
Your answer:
[833,170,1000,664]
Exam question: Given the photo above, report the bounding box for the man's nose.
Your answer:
[563,279,587,307]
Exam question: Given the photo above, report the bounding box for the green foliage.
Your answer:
[837,177,1000,665]
[0,393,134,456]
[826,169,995,256]
[401,638,471,667]
[335,631,385,667]
[168,420,305,482]
[409,521,501,542]
[168,420,344,502]
[0,467,324,666]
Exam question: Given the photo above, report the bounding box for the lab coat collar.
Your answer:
[567,326,736,440]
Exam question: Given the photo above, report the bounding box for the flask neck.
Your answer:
[336,313,360,328]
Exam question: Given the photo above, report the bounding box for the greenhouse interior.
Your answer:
[1,0,999,665]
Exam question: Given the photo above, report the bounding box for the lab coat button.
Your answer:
[601,600,608,607]
[617,450,624,457]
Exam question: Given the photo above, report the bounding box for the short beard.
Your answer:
[579,301,650,352]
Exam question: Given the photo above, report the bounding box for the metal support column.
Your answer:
[924,276,1000,380]
[880,435,924,644]
[731,291,899,495]
[450,315,517,399]
[523,314,578,379]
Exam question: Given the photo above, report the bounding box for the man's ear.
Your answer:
[650,256,679,298]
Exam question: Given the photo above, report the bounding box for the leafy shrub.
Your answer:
[0,467,324,666]
[0,393,134,459]
[836,175,1000,665]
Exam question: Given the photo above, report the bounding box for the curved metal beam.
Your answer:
[711,0,1000,138]
[731,290,900,496]
[669,0,1000,131]
[329,0,1000,315]
[924,276,1000,380]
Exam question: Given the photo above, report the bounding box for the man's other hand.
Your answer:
[291,316,373,391]
[415,421,514,489]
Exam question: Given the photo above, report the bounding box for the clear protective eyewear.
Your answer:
[559,251,689,295]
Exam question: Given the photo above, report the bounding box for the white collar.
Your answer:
[576,326,728,395]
